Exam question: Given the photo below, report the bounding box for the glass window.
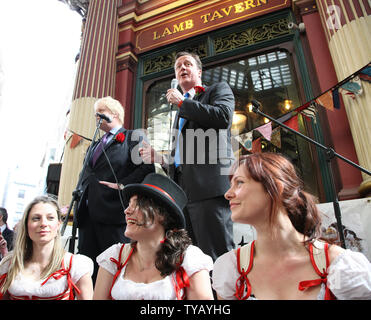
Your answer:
[145,80,178,157]
[17,189,25,199]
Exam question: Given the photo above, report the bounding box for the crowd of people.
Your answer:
[0,52,370,300]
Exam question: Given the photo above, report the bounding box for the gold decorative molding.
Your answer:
[214,18,291,53]
[143,42,207,75]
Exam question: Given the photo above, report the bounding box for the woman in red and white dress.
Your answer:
[93,173,214,300]
[0,195,94,300]
[212,153,371,300]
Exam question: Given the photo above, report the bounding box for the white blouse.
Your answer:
[212,249,371,300]
[97,244,213,300]
[0,253,93,299]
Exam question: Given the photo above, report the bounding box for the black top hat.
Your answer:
[122,173,187,229]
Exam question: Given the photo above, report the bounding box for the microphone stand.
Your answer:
[251,102,371,249]
[61,118,103,253]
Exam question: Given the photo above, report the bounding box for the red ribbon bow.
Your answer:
[298,273,335,300]
[234,270,252,300]
[41,258,81,298]
[173,266,190,300]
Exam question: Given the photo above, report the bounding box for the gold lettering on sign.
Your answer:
[153,19,194,40]
[245,0,257,9]
[152,0,269,40]
[211,10,224,21]
[200,13,211,23]
[201,0,268,23]
[221,6,233,16]
[234,2,245,13]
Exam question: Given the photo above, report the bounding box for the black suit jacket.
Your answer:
[76,127,154,226]
[167,81,235,202]
[2,227,14,251]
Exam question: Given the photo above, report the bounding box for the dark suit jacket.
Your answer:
[2,227,14,251]
[76,127,154,226]
[167,81,235,202]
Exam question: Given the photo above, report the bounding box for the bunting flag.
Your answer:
[286,62,369,116]
[270,128,281,148]
[232,64,369,157]
[252,137,262,153]
[70,133,82,149]
[359,66,371,82]
[339,87,356,99]
[315,90,334,111]
[301,102,317,120]
[340,76,362,99]
[235,131,253,151]
[332,88,340,109]
[277,111,293,123]
[283,114,299,132]
[296,101,310,112]
[255,122,272,141]
[296,101,316,120]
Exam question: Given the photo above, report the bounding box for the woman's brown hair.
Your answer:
[231,152,322,243]
[130,195,192,276]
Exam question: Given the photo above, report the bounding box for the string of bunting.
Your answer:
[64,128,92,149]
[235,62,370,153]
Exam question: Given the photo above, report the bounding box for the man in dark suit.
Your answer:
[0,207,14,261]
[140,52,235,260]
[76,96,154,281]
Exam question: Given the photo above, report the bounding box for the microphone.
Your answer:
[96,112,112,123]
[171,78,178,89]
[168,78,179,109]
[251,100,261,113]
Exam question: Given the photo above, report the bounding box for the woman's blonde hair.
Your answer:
[0,195,65,295]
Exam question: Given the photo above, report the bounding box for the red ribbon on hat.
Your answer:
[143,184,175,203]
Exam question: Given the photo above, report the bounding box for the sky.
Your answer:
[0,1,82,198]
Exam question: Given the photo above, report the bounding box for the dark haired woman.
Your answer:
[212,153,371,300]
[93,173,214,300]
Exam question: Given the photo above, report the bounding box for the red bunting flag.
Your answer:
[70,133,82,149]
[283,115,299,132]
[252,137,262,153]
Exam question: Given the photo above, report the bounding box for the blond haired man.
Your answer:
[76,96,154,282]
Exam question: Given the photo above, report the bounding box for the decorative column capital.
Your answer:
[117,51,138,72]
